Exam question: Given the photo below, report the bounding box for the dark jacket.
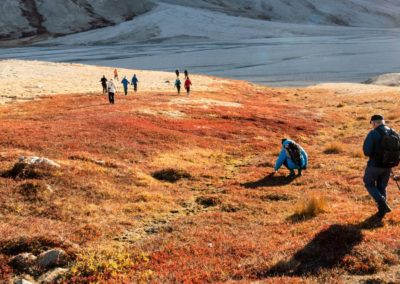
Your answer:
[363,125,391,167]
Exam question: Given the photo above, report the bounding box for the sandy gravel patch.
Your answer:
[137,109,186,119]
[0,60,230,104]
[169,98,242,108]
[308,83,400,95]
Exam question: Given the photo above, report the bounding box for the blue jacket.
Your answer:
[363,125,391,167]
[275,140,308,171]
[131,76,138,84]
[121,78,129,88]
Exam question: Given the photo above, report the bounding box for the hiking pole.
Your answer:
[391,170,400,191]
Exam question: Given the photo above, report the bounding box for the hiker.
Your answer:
[184,77,192,96]
[175,69,180,78]
[131,74,138,92]
[363,114,400,219]
[114,69,119,81]
[121,76,129,95]
[184,69,188,79]
[100,75,108,94]
[274,139,308,177]
[107,79,117,104]
[175,78,181,94]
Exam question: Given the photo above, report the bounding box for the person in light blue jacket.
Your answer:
[274,138,308,177]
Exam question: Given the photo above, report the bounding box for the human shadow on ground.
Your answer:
[256,214,383,278]
[241,173,297,189]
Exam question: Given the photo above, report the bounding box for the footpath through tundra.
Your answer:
[1,61,400,283]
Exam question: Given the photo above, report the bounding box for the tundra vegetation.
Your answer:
[1,80,400,283]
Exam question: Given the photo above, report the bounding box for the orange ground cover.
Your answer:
[1,81,400,283]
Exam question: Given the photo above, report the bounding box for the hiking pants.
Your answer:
[124,87,128,96]
[186,86,190,95]
[177,85,181,94]
[133,83,137,92]
[102,84,107,94]
[108,92,115,104]
[363,165,391,208]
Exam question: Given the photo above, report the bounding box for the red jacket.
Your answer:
[185,79,192,88]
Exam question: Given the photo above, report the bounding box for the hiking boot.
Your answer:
[384,202,392,213]
[377,208,387,219]
[377,202,391,219]
[298,169,302,176]
[288,170,296,178]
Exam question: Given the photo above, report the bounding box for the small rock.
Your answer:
[6,156,60,179]
[18,156,60,168]
[37,249,67,269]
[14,279,35,284]
[9,253,37,271]
[38,268,68,284]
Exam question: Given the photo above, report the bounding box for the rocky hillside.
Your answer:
[1,0,400,44]
[0,0,153,40]
[160,0,400,28]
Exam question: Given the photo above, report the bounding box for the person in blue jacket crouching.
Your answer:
[274,138,308,178]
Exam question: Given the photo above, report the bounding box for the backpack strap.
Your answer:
[375,126,389,137]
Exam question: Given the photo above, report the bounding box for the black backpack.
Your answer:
[376,127,400,168]
[285,142,302,167]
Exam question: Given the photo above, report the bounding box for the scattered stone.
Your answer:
[38,267,68,284]
[9,253,37,271]
[19,157,60,168]
[5,156,60,179]
[14,279,35,284]
[36,249,67,269]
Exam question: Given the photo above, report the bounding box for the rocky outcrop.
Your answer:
[0,0,153,41]
[4,156,60,179]
[364,73,400,87]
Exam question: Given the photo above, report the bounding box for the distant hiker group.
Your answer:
[100,68,193,104]
[100,72,140,104]
[175,69,192,95]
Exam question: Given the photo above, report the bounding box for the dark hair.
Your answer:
[370,114,384,122]
[281,138,288,144]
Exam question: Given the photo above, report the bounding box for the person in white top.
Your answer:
[107,79,117,104]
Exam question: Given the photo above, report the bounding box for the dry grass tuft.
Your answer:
[18,181,52,202]
[70,247,151,282]
[291,195,328,221]
[323,142,346,154]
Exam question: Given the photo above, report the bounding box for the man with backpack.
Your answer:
[100,75,108,94]
[121,76,129,95]
[274,138,308,178]
[131,74,139,92]
[363,114,400,219]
